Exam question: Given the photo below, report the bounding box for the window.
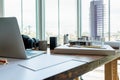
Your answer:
[22,0,36,37]
[4,0,36,38]
[45,0,58,44]
[45,0,77,44]
[59,0,77,43]
[4,0,22,30]
[81,0,91,36]
[110,0,120,41]
[103,0,109,41]
[4,0,119,42]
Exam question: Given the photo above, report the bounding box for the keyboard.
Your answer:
[25,50,45,58]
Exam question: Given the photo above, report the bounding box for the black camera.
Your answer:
[21,35,39,49]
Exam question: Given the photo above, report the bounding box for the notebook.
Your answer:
[0,17,45,59]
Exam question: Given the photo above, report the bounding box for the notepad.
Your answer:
[19,55,72,71]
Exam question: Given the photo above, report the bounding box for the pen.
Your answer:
[0,59,8,64]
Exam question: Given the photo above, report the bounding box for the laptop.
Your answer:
[0,17,45,59]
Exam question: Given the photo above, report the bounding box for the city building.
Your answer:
[90,0,104,40]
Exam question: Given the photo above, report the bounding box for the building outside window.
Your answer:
[82,0,109,41]
[90,0,104,40]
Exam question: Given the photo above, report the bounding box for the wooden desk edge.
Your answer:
[45,53,120,80]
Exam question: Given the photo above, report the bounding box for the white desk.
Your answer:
[0,54,86,80]
[0,51,120,80]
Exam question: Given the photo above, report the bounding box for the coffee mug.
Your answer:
[39,40,47,51]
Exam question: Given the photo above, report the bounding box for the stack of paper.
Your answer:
[54,45,116,55]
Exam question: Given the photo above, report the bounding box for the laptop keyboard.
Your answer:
[26,51,38,56]
[25,50,45,57]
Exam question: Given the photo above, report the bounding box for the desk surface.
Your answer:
[0,50,120,80]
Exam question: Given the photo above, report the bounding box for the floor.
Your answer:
[81,60,120,80]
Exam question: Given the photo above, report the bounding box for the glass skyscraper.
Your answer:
[90,0,104,40]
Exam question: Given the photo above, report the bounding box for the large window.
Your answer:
[59,0,77,43]
[45,0,77,44]
[4,0,36,38]
[103,0,109,41]
[4,0,22,30]
[22,0,36,37]
[45,0,58,44]
[4,0,120,42]
[81,0,91,36]
[110,0,120,41]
